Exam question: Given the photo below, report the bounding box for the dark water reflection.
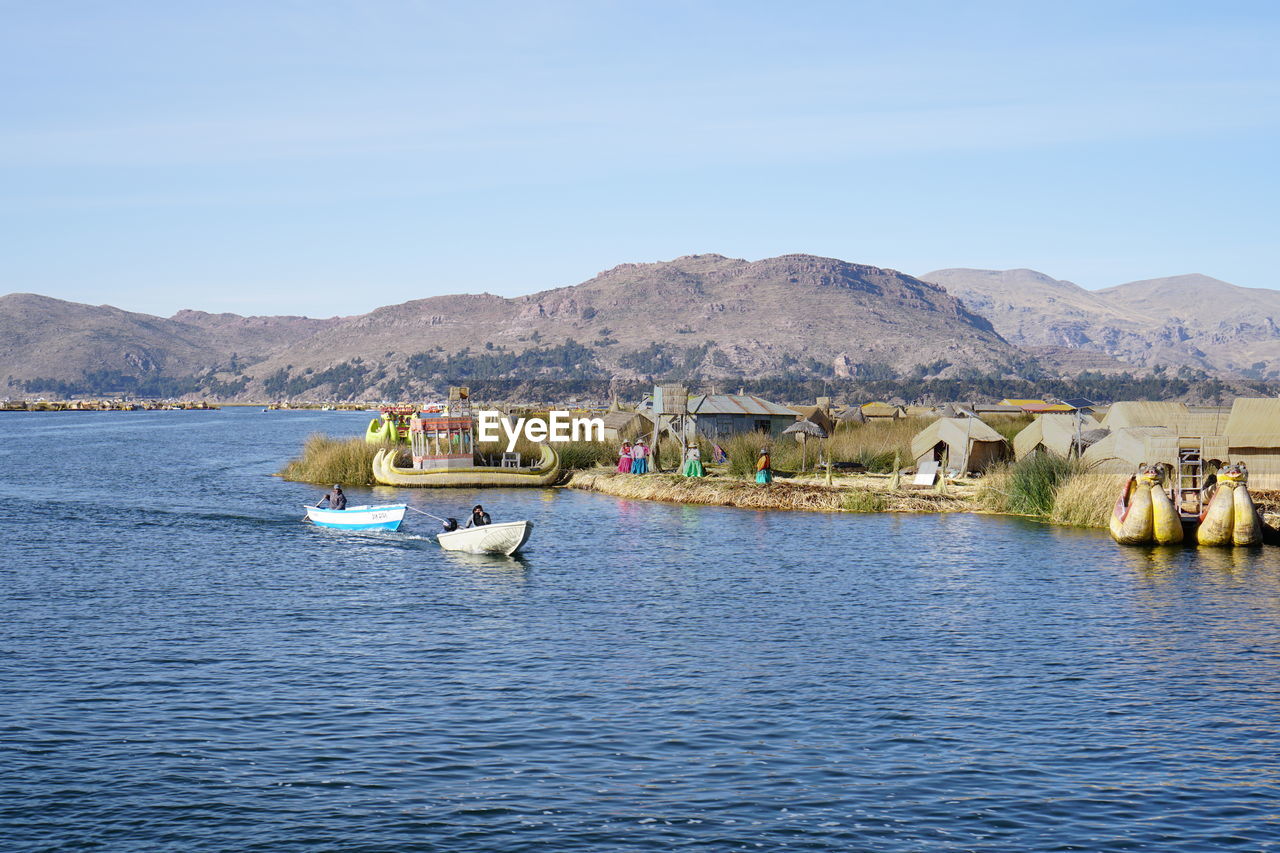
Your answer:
[2,409,1280,851]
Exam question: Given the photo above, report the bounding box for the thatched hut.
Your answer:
[1000,398,1075,413]
[791,404,836,437]
[599,410,653,443]
[1013,413,1103,459]
[860,402,904,420]
[973,403,1025,416]
[1100,401,1231,435]
[1223,398,1280,488]
[910,417,1010,473]
[1083,401,1233,477]
[836,405,867,424]
[1081,426,1177,474]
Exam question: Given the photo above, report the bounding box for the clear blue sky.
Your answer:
[2,1,1277,317]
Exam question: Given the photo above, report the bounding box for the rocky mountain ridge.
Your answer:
[4,254,1278,401]
[921,268,1280,380]
[2,254,1022,399]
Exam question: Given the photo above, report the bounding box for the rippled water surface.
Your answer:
[4,409,1280,851]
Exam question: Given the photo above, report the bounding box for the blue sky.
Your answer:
[2,1,1277,317]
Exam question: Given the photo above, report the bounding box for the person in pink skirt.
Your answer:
[617,441,633,473]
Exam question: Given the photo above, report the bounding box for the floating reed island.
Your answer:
[1,399,219,411]
[567,470,973,514]
[279,394,1280,541]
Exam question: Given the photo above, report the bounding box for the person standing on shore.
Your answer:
[631,439,648,475]
[617,441,633,473]
[681,443,704,478]
[755,449,772,485]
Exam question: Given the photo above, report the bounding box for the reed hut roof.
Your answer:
[860,402,904,418]
[1219,398,1280,488]
[1224,398,1280,447]
[1080,426,1172,471]
[1101,401,1171,429]
[1013,413,1102,459]
[837,406,867,423]
[599,410,652,431]
[910,416,1007,462]
[1023,403,1076,413]
[1078,427,1110,448]
[783,419,828,439]
[791,405,836,435]
[1184,407,1232,435]
[939,403,980,419]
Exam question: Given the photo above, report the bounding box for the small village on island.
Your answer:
[9,378,1280,548]
[241,381,1280,549]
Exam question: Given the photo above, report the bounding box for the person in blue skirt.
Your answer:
[631,439,649,475]
[755,449,772,485]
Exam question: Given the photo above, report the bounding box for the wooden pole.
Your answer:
[650,416,661,473]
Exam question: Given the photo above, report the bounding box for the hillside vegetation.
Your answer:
[7,253,1280,402]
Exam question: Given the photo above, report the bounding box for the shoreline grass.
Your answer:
[567,471,973,514]
[572,447,1133,531]
[278,434,390,485]
[978,453,1085,517]
[1050,471,1127,528]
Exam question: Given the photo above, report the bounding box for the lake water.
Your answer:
[3,408,1280,851]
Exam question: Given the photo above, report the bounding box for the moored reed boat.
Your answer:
[1110,462,1263,547]
[365,416,398,443]
[437,520,533,556]
[365,405,420,444]
[372,444,561,488]
[1110,465,1182,545]
[304,503,407,531]
[1196,463,1262,547]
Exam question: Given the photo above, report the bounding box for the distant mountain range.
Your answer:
[920,269,1280,380]
[3,253,1278,401]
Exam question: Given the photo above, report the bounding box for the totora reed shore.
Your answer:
[567,469,1280,531]
[568,470,979,516]
[278,432,1280,530]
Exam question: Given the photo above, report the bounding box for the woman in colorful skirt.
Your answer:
[681,443,705,478]
[631,439,648,475]
[755,447,773,484]
[617,441,633,473]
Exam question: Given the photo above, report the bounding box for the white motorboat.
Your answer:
[437,520,533,556]
[303,503,407,531]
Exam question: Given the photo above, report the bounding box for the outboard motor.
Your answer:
[442,518,459,532]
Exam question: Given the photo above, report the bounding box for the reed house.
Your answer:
[910,416,1011,474]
